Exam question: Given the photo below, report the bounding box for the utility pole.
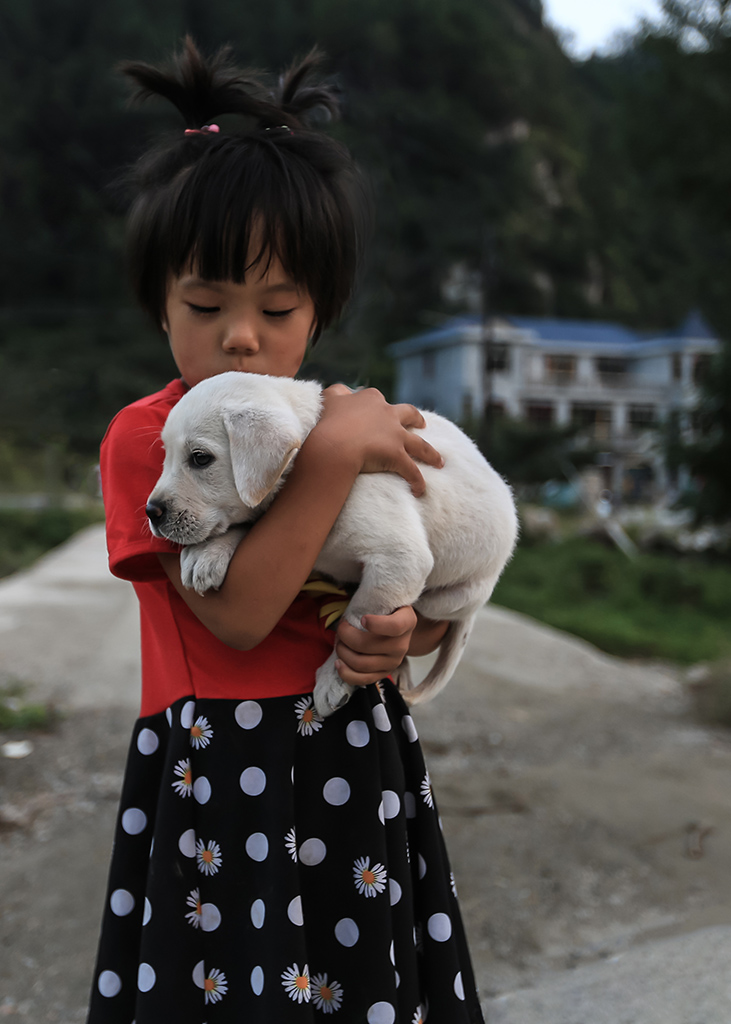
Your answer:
[481,227,497,449]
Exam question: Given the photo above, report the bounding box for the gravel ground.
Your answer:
[1,526,730,1021]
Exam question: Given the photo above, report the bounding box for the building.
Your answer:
[387,311,721,500]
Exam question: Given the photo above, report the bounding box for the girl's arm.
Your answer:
[158,386,442,651]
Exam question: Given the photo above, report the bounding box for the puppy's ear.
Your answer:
[223,405,302,507]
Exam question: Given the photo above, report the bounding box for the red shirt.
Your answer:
[100,379,336,716]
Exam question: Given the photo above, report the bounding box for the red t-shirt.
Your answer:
[100,379,336,717]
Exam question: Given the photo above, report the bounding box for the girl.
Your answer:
[89,38,485,1024]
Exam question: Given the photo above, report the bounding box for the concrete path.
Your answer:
[0,525,730,1022]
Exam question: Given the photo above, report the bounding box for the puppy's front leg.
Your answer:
[180,526,248,595]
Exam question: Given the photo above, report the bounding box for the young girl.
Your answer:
[88,38,485,1024]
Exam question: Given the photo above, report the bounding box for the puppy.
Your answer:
[147,371,518,717]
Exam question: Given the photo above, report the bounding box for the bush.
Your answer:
[0,507,104,579]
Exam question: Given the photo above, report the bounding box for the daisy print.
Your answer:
[294,696,323,736]
[196,838,222,876]
[204,967,228,1005]
[353,856,387,897]
[171,758,193,797]
[450,870,458,897]
[311,973,343,1013]
[285,827,298,862]
[282,963,310,1003]
[190,715,213,749]
[412,1006,426,1024]
[420,770,434,808]
[185,888,203,928]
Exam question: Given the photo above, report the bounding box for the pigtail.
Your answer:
[273,49,341,126]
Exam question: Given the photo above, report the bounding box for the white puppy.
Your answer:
[147,371,518,717]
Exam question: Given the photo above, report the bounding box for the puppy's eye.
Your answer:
[190,450,215,468]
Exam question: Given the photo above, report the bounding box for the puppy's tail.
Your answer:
[399,615,475,706]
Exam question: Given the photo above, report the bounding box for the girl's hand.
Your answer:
[334,608,450,686]
[311,385,443,497]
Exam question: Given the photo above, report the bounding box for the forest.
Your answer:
[0,0,729,514]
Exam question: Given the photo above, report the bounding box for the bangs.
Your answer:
[129,134,365,342]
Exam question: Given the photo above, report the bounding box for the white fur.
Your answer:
[148,371,518,716]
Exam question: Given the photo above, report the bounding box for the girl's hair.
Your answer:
[119,37,369,343]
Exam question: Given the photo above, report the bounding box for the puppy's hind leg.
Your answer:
[313,541,434,719]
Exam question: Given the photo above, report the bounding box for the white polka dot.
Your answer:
[165,707,172,727]
[389,940,395,964]
[110,889,135,916]
[346,720,370,747]
[251,899,265,929]
[240,766,267,796]
[245,832,269,862]
[389,878,402,905]
[178,828,196,858]
[137,963,155,992]
[401,715,418,742]
[378,800,385,825]
[201,903,221,932]
[454,971,465,1000]
[395,970,400,988]
[291,765,295,784]
[235,700,262,729]
[382,790,400,819]
[98,970,122,997]
[372,703,391,731]
[251,965,264,996]
[181,700,196,729]
[323,777,350,805]
[287,895,304,926]
[427,912,452,942]
[143,898,152,925]
[335,917,359,947]
[404,792,417,818]
[418,854,427,879]
[367,1001,396,1023]
[193,776,211,804]
[299,837,326,865]
[192,960,205,989]
[121,808,147,835]
[136,728,159,755]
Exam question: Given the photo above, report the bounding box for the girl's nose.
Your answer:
[222,318,259,354]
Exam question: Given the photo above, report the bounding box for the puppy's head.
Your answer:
[147,373,318,545]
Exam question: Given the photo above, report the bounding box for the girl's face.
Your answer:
[163,256,316,387]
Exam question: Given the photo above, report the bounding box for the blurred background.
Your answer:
[0,0,729,674]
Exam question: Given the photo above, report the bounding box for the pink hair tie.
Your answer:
[184,124,221,135]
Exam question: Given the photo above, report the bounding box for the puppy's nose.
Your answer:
[145,500,167,522]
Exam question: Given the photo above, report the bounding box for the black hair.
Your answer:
[119,37,369,343]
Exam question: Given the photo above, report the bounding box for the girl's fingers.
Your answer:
[395,403,426,430]
[404,433,443,469]
[334,658,394,688]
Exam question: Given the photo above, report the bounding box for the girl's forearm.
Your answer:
[407,613,450,657]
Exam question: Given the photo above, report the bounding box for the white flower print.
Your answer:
[190,715,213,749]
[420,770,434,808]
[311,972,343,1013]
[353,856,387,897]
[294,696,323,736]
[412,1006,426,1024]
[414,922,424,954]
[450,870,458,897]
[196,838,222,876]
[375,680,386,703]
[185,888,203,928]
[171,758,193,797]
[285,827,298,862]
[281,963,310,1003]
[204,966,228,1005]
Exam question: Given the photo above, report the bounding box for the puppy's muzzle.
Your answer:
[146,500,167,534]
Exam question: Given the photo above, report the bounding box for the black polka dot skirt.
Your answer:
[87,681,485,1023]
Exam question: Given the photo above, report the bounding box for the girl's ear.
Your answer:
[223,404,302,507]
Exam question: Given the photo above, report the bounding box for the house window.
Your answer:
[422,351,436,378]
[672,353,683,381]
[693,353,712,384]
[629,405,656,432]
[545,354,576,384]
[486,343,509,372]
[572,403,612,440]
[525,402,554,425]
[596,357,628,385]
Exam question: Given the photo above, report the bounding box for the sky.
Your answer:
[542,0,665,57]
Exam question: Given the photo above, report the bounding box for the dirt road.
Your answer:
[1,527,730,1021]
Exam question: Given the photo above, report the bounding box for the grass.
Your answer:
[0,506,104,579]
[492,536,731,665]
[0,681,59,731]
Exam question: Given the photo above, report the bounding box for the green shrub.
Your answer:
[0,507,104,579]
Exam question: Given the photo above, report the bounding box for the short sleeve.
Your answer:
[100,400,181,582]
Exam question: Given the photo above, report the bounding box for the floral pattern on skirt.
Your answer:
[87,681,484,1023]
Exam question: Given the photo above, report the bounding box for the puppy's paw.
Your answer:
[180,529,246,595]
[314,655,355,718]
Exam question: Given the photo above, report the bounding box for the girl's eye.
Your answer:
[263,308,295,318]
[188,303,220,314]
[190,450,215,468]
